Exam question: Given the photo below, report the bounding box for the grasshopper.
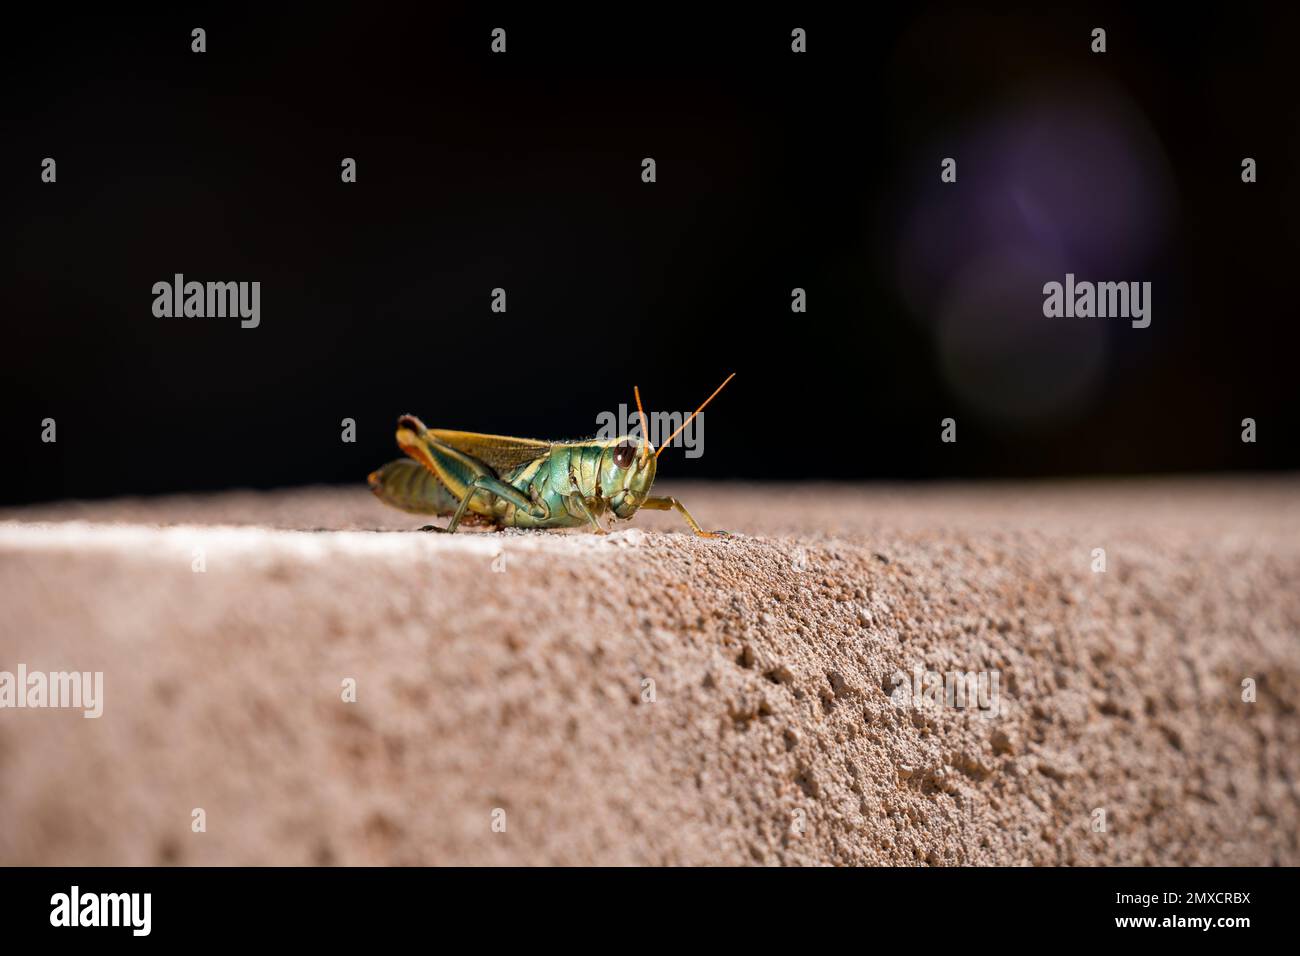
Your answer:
[368,374,735,537]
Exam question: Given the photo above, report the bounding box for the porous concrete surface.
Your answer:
[0,479,1297,865]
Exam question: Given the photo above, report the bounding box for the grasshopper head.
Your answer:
[604,437,656,519]
[606,374,735,520]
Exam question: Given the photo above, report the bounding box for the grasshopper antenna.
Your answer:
[633,385,654,463]
[655,372,736,460]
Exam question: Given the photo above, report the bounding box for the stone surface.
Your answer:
[1,479,1297,865]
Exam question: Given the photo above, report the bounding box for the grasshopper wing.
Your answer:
[429,430,554,475]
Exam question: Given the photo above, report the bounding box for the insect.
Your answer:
[368,373,735,537]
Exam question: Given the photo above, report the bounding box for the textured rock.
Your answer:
[0,479,1297,865]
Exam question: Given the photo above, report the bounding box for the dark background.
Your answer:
[4,5,1298,503]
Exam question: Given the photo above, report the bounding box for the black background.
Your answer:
[4,5,1298,503]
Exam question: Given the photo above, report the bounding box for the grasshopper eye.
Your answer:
[613,442,637,469]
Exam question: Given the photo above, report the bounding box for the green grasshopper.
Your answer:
[368,373,734,537]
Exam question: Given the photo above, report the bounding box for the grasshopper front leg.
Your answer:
[567,493,608,534]
[640,496,729,538]
[567,472,608,534]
